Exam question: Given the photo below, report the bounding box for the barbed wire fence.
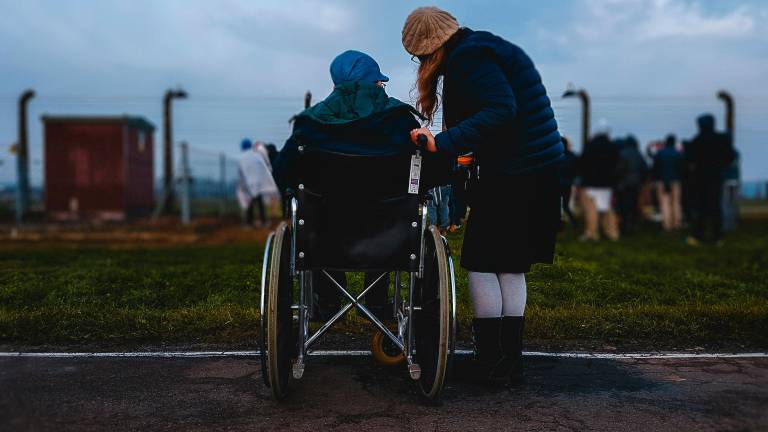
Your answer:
[0,93,766,224]
[176,143,241,222]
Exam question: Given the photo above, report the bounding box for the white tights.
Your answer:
[468,272,527,318]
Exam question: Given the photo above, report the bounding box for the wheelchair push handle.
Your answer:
[415,134,428,156]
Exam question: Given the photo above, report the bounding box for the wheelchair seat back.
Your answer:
[294,149,422,272]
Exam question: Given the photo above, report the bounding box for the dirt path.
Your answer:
[0,219,273,246]
[2,355,767,431]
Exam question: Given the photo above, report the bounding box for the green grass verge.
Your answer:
[1,221,767,349]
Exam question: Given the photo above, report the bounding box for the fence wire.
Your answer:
[177,144,241,218]
[0,93,766,224]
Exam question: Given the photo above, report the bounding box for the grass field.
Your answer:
[1,220,767,350]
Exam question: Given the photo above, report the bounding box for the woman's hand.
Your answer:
[410,128,437,153]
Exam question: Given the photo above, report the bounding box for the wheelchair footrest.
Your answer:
[292,360,305,379]
[408,363,421,380]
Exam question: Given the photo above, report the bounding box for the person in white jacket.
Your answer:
[237,139,278,226]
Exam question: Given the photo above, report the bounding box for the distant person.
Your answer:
[643,140,664,220]
[262,142,283,218]
[253,141,272,170]
[559,136,578,227]
[680,138,696,225]
[686,114,736,245]
[652,134,684,231]
[428,185,452,234]
[615,135,648,234]
[237,138,278,227]
[722,149,740,232]
[428,120,454,234]
[264,143,279,166]
[578,121,620,241]
[449,155,473,232]
[645,140,663,160]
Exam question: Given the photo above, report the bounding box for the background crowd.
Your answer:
[561,113,738,245]
[237,109,739,247]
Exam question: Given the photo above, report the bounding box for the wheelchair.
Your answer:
[259,139,457,402]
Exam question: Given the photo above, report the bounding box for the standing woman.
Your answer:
[402,7,564,385]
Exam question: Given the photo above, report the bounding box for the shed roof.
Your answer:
[41,115,156,132]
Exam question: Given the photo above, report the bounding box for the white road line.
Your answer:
[0,351,767,359]
[524,351,768,359]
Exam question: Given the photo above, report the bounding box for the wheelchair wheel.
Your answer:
[371,329,405,366]
[414,225,452,401]
[258,232,275,388]
[264,222,296,400]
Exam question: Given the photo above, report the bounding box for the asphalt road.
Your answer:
[1,354,767,431]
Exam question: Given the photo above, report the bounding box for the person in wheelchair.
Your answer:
[274,50,450,323]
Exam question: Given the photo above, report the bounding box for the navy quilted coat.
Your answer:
[436,28,564,175]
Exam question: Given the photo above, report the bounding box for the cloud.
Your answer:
[232,0,353,34]
[532,0,768,97]
[1,0,767,182]
[0,0,359,96]
[577,0,758,41]
[637,0,755,39]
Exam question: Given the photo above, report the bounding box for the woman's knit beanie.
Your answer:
[401,6,460,56]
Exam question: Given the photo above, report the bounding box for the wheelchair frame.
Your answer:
[260,192,457,402]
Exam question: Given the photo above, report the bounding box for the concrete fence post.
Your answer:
[180,142,191,226]
[162,88,188,213]
[219,152,226,218]
[717,90,734,136]
[562,86,590,150]
[16,89,35,225]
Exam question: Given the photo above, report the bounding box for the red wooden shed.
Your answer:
[43,115,155,221]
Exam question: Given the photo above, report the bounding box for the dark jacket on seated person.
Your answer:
[274,81,450,321]
[274,81,450,194]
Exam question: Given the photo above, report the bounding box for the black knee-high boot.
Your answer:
[498,316,525,385]
[472,318,504,384]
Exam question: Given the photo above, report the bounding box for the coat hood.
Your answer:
[329,50,389,86]
[297,81,419,125]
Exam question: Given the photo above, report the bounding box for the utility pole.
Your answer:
[16,89,35,225]
[562,86,591,150]
[162,88,188,212]
[717,90,734,135]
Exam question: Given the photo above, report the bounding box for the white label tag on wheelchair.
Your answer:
[408,154,422,194]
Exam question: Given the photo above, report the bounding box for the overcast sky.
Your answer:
[1,0,767,183]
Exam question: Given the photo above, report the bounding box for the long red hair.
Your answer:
[415,46,447,126]
[414,31,464,125]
